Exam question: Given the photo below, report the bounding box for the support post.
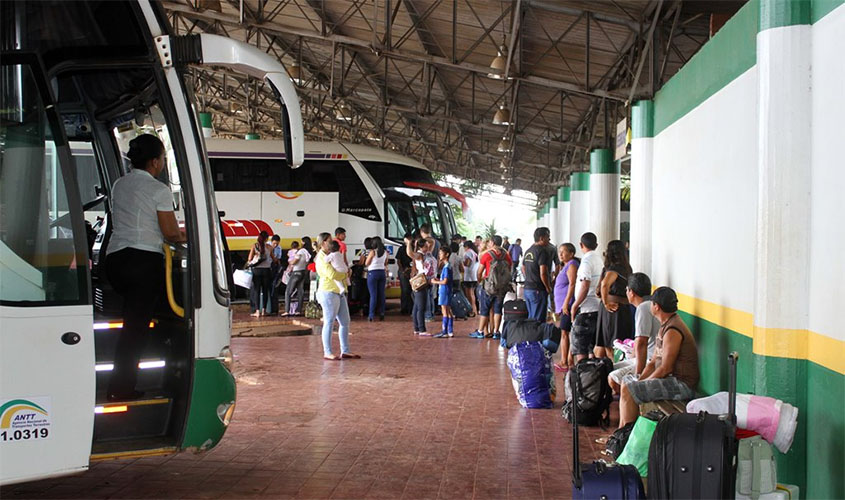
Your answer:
[558,186,571,245]
[630,100,654,275]
[549,194,559,244]
[569,172,590,256]
[589,149,620,251]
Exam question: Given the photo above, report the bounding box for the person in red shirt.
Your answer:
[334,227,348,265]
[469,235,512,339]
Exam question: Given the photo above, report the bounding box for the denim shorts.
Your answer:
[570,311,598,355]
[622,374,696,405]
[478,285,503,316]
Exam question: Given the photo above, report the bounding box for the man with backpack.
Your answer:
[521,227,555,322]
[468,235,512,339]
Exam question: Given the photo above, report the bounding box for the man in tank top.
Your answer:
[617,286,700,428]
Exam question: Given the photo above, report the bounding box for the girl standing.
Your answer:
[432,246,455,338]
[365,236,389,321]
[461,241,479,316]
[248,230,273,317]
[408,238,435,335]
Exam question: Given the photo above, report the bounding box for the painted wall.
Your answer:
[636,1,845,497]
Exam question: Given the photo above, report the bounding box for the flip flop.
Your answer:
[595,436,609,445]
[341,353,361,359]
[553,363,569,373]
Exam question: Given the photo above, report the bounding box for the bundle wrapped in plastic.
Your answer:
[686,392,799,453]
[507,342,555,409]
[613,338,636,358]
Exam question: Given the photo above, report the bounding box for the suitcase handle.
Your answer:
[728,351,738,426]
[570,370,582,488]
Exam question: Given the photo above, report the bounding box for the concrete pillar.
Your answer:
[753,0,812,483]
[569,172,590,256]
[557,186,571,245]
[630,100,655,275]
[548,194,559,244]
[541,201,549,230]
[199,112,213,138]
[589,149,620,251]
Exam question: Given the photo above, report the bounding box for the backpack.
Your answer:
[304,300,322,319]
[483,250,512,297]
[562,357,614,427]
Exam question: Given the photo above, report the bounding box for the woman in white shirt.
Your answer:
[364,236,389,321]
[461,241,479,317]
[105,134,185,401]
[283,240,312,316]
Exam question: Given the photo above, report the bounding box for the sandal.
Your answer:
[341,353,361,359]
[553,363,569,373]
[594,436,609,445]
[323,354,341,361]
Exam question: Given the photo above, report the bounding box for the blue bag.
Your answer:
[506,342,555,409]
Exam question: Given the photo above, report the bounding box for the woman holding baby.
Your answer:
[315,232,361,361]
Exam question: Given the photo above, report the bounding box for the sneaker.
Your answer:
[447,332,454,337]
[485,333,494,339]
[419,331,432,337]
[468,331,485,339]
[492,333,501,340]
[433,331,449,338]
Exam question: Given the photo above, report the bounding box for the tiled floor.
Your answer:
[5,303,614,499]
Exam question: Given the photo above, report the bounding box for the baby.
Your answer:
[326,240,348,290]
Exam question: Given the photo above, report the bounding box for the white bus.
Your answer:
[0,0,303,485]
[207,139,467,297]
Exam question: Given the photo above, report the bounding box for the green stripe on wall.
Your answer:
[678,310,845,498]
[760,0,811,30]
[653,0,759,136]
[812,0,845,22]
[571,172,590,191]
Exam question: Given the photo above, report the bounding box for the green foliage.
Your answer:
[482,219,498,239]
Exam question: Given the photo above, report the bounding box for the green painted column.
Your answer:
[589,149,620,251]
[557,186,570,245]
[198,112,213,138]
[245,133,260,140]
[569,172,590,256]
[754,0,813,490]
[631,100,655,275]
[549,194,559,243]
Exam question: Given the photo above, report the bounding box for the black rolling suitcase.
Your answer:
[648,352,739,499]
[571,362,646,499]
[503,299,528,322]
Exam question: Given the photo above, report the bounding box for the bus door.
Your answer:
[0,58,95,485]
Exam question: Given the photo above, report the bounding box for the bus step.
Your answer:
[93,398,172,443]
[91,437,177,461]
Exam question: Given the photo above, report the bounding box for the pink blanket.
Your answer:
[686,392,798,453]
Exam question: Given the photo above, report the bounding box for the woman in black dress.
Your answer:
[595,239,633,359]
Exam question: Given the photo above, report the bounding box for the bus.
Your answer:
[0,0,303,485]
[207,139,467,297]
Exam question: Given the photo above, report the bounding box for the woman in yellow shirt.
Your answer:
[315,232,361,360]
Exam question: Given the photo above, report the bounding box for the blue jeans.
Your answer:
[366,269,386,319]
[524,288,548,322]
[413,288,429,332]
[316,290,351,357]
[426,285,436,320]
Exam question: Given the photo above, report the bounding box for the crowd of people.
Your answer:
[242,221,700,422]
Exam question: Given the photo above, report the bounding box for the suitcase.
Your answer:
[450,289,471,319]
[503,299,528,322]
[648,352,739,499]
[571,362,646,499]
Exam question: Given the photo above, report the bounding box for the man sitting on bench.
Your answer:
[618,286,700,428]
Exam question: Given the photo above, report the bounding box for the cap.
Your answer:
[651,286,679,313]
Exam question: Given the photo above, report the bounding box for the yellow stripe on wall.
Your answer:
[674,291,845,375]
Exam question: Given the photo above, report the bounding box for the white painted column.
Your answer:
[753,12,812,391]
[548,194,559,244]
[589,149,621,251]
[630,101,655,275]
[569,172,590,256]
[558,186,571,245]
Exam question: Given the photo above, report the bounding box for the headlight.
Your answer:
[218,346,233,372]
[216,402,235,426]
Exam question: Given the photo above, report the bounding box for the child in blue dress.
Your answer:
[431,246,454,337]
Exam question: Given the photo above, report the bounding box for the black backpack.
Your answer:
[562,357,614,427]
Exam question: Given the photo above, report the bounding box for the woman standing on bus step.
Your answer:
[283,240,311,316]
[106,134,185,402]
[247,231,273,317]
[365,236,389,321]
[315,232,360,360]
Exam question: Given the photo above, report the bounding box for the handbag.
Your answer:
[233,268,253,289]
[410,272,429,291]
